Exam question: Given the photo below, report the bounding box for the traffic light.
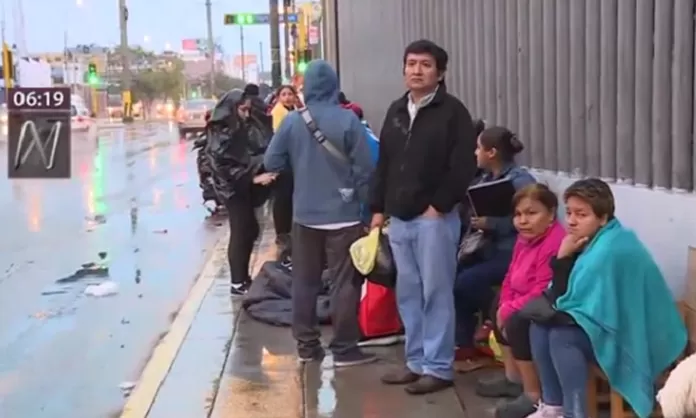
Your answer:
[87,62,99,85]
[295,49,313,73]
[224,13,255,25]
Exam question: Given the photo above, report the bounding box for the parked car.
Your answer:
[177,98,216,137]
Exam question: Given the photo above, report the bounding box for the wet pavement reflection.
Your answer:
[0,122,225,417]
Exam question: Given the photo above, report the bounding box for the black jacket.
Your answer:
[369,85,477,220]
[205,90,272,204]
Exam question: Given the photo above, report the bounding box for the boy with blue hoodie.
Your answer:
[264,60,377,367]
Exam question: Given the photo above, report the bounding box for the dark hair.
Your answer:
[473,119,486,137]
[478,126,524,162]
[338,92,348,104]
[513,183,558,215]
[563,178,615,220]
[276,84,297,97]
[243,83,260,96]
[403,39,448,73]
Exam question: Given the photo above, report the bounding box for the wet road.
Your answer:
[0,122,226,418]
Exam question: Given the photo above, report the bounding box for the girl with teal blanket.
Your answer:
[527,179,686,418]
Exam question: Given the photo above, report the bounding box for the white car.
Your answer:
[71,104,93,132]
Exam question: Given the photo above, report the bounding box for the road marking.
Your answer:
[119,233,228,418]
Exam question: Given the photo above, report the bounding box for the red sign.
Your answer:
[181,39,199,51]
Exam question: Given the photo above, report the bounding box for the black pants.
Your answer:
[493,310,533,361]
[291,223,363,357]
[225,196,260,284]
[272,171,293,237]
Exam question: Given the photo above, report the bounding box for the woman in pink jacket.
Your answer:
[477,184,565,418]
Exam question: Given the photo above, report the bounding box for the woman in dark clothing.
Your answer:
[270,85,300,263]
[205,89,276,295]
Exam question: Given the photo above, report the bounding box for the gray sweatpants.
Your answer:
[291,223,364,357]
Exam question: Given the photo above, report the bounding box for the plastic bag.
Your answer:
[350,228,380,275]
[488,330,503,362]
[366,229,396,289]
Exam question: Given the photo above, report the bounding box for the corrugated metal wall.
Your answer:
[332,0,696,191]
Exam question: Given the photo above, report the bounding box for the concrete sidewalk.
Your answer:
[119,225,480,418]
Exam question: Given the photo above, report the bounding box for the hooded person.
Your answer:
[264,60,377,367]
[205,88,277,295]
[244,83,273,131]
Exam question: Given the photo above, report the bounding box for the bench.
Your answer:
[586,302,690,418]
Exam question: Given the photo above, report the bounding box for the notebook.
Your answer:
[467,177,516,217]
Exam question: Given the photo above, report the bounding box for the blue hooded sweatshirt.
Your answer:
[264,60,374,226]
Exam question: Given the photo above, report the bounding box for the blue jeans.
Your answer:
[454,250,511,348]
[530,323,595,418]
[388,211,461,380]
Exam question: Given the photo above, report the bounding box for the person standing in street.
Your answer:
[371,39,477,394]
[269,85,301,263]
[264,60,377,367]
[206,90,277,295]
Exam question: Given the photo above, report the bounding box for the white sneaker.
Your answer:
[525,403,563,418]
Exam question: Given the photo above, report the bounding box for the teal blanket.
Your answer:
[556,219,687,418]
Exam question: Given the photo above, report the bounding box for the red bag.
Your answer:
[359,281,402,339]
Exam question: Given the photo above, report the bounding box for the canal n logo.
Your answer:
[14,120,62,170]
[8,116,71,179]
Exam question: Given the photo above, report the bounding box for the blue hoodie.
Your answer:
[264,60,374,226]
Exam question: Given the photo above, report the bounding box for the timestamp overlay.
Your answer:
[7,87,72,179]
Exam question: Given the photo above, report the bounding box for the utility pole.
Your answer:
[240,25,246,82]
[118,0,133,122]
[282,0,290,80]
[269,0,281,87]
[205,0,215,96]
[259,42,265,76]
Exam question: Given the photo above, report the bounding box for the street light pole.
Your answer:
[118,0,133,122]
[282,0,291,80]
[205,0,216,96]
[269,0,282,87]
[240,25,246,82]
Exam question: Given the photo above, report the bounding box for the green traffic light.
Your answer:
[87,73,99,85]
[297,61,307,73]
[235,14,254,25]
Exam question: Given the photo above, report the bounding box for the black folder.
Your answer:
[467,177,516,217]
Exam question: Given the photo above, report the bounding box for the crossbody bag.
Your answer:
[298,107,356,202]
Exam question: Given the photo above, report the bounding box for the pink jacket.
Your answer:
[498,221,565,323]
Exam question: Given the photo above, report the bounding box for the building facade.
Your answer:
[324,0,696,291]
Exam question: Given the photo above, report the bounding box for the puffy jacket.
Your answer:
[205,89,272,204]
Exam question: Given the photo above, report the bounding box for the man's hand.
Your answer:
[253,173,277,185]
[496,308,507,340]
[558,234,590,258]
[370,213,385,230]
[470,216,488,230]
[422,205,441,218]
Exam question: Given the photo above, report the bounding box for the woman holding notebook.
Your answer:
[454,126,535,365]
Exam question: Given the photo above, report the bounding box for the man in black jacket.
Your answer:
[370,39,477,394]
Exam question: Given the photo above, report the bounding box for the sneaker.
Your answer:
[298,346,325,363]
[476,375,523,398]
[230,280,251,296]
[525,403,563,418]
[333,350,378,368]
[495,394,538,418]
[358,334,405,347]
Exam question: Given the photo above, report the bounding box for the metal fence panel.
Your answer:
[332,0,695,190]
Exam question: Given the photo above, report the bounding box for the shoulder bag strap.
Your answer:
[298,107,350,164]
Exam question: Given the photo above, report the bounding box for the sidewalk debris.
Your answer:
[119,381,136,397]
[84,281,119,297]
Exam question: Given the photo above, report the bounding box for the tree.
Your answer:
[132,59,185,107]
[192,73,245,98]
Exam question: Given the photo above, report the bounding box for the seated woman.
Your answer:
[455,127,536,362]
[473,184,565,418]
[526,178,687,418]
